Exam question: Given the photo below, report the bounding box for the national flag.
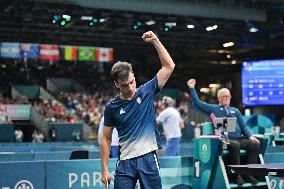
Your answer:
[96,47,113,62]
[78,47,95,61]
[40,44,59,61]
[21,43,39,58]
[0,42,20,58]
[64,46,78,61]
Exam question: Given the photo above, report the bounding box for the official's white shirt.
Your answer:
[157,107,182,139]
[98,116,119,146]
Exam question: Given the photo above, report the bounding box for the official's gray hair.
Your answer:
[217,88,229,98]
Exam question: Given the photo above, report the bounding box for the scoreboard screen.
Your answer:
[242,59,284,106]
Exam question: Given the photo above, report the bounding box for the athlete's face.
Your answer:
[115,72,136,99]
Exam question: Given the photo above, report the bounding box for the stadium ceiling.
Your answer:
[1,0,284,75]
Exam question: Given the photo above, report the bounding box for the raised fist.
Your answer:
[187,79,196,88]
[142,31,158,42]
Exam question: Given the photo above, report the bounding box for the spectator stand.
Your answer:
[12,84,82,142]
[47,78,114,139]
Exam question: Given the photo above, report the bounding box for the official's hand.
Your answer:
[187,79,196,88]
[142,31,158,43]
[249,136,260,144]
[102,171,111,189]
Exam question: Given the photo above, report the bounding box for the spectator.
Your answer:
[157,96,184,156]
[32,127,44,143]
[72,128,82,141]
[49,124,57,141]
[98,116,119,158]
[14,127,24,142]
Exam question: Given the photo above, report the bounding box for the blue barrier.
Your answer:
[0,123,14,142]
[0,161,45,189]
[0,156,193,189]
[0,142,98,152]
[0,149,101,162]
[0,152,34,162]
[48,123,83,141]
[244,114,274,134]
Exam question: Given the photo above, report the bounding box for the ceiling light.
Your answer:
[99,18,107,23]
[187,24,194,29]
[212,25,218,29]
[52,15,61,24]
[200,88,210,93]
[227,55,231,58]
[60,20,66,26]
[206,25,218,31]
[249,27,259,33]
[62,15,71,21]
[165,22,176,27]
[81,16,93,21]
[223,42,234,48]
[206,26,213,31]
[133,21,142,30]
[145,20,156,26]
[209,84,221,88]
[89,18,98,26]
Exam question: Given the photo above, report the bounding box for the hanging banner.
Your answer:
[78,47,95,61]
[64,46,78,61]
[0,42,20,58]
[21,43,39,59]
[40,44,59,61]
[96,47,113,62]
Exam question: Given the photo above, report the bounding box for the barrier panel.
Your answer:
[13,85,40,99]
[48,123,83,141]
[193,137,223,188]
[0,161,45,189]
[0,123,14,142]
[0,156,193,189]
[244,114,274,134]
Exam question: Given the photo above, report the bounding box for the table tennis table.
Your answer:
[228,163,284,177]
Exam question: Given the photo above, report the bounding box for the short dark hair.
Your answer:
[111,61,134,82]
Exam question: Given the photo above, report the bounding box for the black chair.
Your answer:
[69,150,89,160]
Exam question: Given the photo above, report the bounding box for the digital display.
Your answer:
[242,59,284,106]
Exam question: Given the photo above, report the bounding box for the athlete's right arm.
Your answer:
[101,126,113,189]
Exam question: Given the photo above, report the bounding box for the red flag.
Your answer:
[64,46,78,61]
[96,48,113,62]
[40,44,59,61]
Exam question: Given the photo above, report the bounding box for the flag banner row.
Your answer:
[0,42,113,62]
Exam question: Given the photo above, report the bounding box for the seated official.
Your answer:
[187,79,260,186]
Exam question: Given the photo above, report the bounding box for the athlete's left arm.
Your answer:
[142,31,175,89]
[101,126,113,188]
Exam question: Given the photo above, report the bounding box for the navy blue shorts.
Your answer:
[114,151,162,189]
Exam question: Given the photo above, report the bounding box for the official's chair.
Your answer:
[196,121,269,188]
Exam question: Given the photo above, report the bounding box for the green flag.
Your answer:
[78,47,95,61]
